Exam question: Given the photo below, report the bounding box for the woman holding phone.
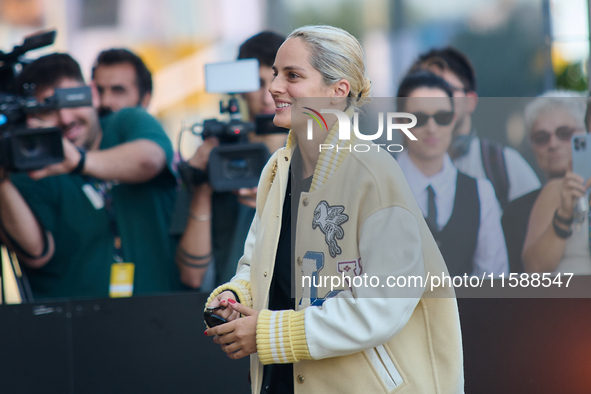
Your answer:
[522,94,590,274]
[204,25,463,393]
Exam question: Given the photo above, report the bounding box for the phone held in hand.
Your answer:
[204,306,227,328]
[572,134,591,181]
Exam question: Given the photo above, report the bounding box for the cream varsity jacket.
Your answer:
[208,121,464,393]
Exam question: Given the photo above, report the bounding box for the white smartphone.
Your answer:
[572,134,591,181]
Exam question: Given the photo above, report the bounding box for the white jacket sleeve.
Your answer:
[205,211,259,309]
[256,206,426,364]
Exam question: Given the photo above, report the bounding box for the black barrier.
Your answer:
[459,298,591,393]
[0,292,250,394]
[2,294,591,393]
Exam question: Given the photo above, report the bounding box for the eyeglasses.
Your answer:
[412,111,455,128]
[530,126,577,146]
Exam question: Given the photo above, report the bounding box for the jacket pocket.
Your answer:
[364,345,404,392]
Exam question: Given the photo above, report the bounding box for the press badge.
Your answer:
[82,184,104,209]
[109,263,135,298]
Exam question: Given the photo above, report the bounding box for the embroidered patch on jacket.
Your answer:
[298,251,343,309]
[312,200,348,258]
[337,258,362,276]
[337,258,362,291]
[299,251,324,309]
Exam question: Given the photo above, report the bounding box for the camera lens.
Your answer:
[224,158,250,179]
[18,135,45,158]
[11,128,64,171]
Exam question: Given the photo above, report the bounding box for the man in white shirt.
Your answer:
[396,70,509,276]
[408,47,540,210]
[397,151,508,276]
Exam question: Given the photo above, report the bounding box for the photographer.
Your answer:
[176,31,285,289]
[0,53,182,299]
[91,48,152,114]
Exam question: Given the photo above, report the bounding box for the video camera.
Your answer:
[0,31,92,171]
[178,59,287,192]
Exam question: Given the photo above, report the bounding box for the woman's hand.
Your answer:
[206,291,240,322]
[523,173,591,272]
[205,301,259,360]
[557,171,587,219]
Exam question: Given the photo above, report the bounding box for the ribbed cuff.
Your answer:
[256,309,311,365]
[205,279,252,310]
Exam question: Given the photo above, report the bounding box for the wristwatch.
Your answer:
[191,166,208,185]
[70,147,86,175]
[178,161,208,186]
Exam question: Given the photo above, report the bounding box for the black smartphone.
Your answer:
[204,306,227,328]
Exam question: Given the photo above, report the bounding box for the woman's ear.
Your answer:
[330,79,350,106]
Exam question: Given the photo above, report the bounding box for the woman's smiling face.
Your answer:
[270,38,337,130]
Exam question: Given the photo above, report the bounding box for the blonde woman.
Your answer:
[204,26,463,393]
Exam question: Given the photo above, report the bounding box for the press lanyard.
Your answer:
[85,177,121,262]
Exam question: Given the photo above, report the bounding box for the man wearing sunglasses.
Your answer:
[409,47,540,211]
[396,70,508,277]
[411,111,456,128]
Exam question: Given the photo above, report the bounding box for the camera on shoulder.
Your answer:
[178,59,287,192]
[0,31,92,172]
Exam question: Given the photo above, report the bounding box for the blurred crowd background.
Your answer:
[1,0,589,161]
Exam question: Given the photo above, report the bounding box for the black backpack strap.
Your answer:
[480,138,509,209]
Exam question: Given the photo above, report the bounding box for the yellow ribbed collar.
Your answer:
[284,107,357,192]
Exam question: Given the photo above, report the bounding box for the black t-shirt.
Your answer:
[261,148,312,394]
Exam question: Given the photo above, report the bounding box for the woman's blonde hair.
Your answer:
[287,25,371,106]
